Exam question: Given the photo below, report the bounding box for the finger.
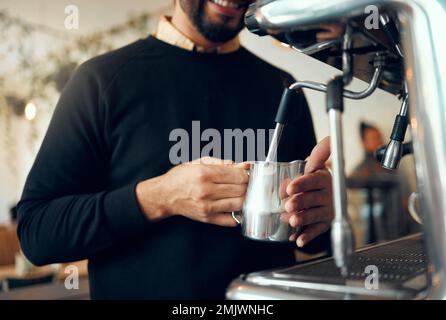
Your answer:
[192,157,234,165]
[286,170,331,195]
[279,178,292,200]
[305,136,331,174]
[296,222,331,247]
[284,191,330,213]
[288,206,333,228]
[280,211,294,224]
[209,165,249,184]
[210,197,245,213]
[234,161,251,170]
[289,233,298,242]
[211,184,247,199]
[207,212,238,227]
[289,227,304,242]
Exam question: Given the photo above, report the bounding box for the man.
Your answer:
[349,122,392,181]
[349,122,416,243]
[17,0,334,299]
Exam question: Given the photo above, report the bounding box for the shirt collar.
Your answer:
[154,16,240,54]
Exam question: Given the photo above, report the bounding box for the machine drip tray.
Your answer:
[274,234,426,286]
[228,234,428,299]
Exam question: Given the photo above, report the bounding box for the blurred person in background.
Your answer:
[349,122,419,244]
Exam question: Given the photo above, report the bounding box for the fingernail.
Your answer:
[297,238,305,247]
[293,215,301,227]
[289,215,296,227]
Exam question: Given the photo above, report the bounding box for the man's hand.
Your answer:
[283,137,334,247]
[136,157,249,227]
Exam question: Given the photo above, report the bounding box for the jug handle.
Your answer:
[408,192,422,224]
[231,211,242,224]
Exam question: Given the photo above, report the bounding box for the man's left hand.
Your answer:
[283,137,334,248]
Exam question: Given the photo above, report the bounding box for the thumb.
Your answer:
[304,136,331,174]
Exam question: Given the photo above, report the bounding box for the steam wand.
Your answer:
[327,26,355,276]
[265,89,292,163]
[326,76,355,277]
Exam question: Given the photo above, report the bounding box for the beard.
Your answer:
[179,0,246,43]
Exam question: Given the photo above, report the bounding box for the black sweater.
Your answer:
[17,36,329,299]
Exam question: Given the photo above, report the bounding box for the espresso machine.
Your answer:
[226,0,446,299]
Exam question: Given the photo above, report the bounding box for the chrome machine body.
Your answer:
[227,0,446,300]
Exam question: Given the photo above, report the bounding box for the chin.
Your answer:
[204,7,245,33]
[205,0,248,24]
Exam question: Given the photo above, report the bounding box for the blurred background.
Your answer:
[0,0,419,298]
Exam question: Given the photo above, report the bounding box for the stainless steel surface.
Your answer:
[399,91,409,116]
[342,25,353,84]
[328,30,356,276]
[229,0,446,300]
[234,160,305,242]
[329,109,355,276]
[287,64,383,100]
[251,0,406,95]
[289,39,340,55]
[379,13,404,57]
[381,139,404,169]
[227,277,415,299]
[402,0,446,300]
[381,88,409,169]
[227,234,427,300]
[408,192,422,224]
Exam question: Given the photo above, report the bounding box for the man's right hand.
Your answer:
[135,157,250,227]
